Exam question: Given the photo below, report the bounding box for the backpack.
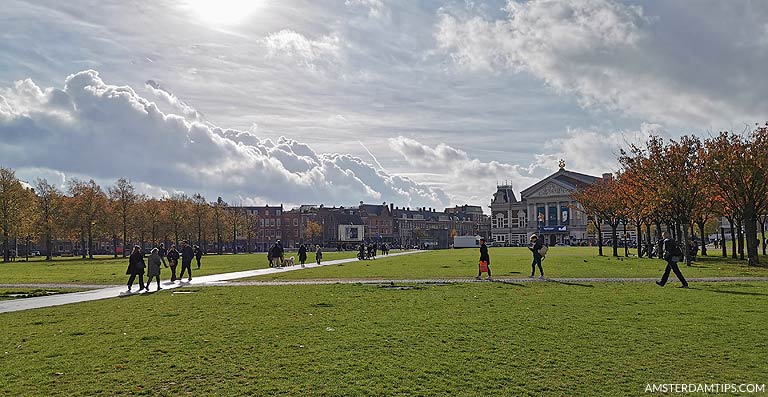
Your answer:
[670,242,682,257]
[538,245,549,257]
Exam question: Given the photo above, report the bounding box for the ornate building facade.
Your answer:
[490,167,608,246]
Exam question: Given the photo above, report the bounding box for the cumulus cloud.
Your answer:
[388,136,539,204]
[0,70,448,208]
[436,0,768,126]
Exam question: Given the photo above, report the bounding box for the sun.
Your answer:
[182,0,264,26]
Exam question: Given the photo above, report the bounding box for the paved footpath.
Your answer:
[0,250,424,314]
[206,277,768,286]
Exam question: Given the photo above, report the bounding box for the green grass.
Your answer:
[0,288,86,301]
[0,282,765,396]
[0,251,360,285]
[248,247,768,281]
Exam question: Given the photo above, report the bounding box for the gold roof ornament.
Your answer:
[558,159,566,169]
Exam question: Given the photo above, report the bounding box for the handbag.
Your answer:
[478,260,489,273]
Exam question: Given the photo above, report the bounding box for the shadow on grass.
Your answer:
[698,288,768,297]
[495,280,527,287]
[547,279,595,288]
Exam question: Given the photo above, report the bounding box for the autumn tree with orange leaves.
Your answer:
[705,125,768,266]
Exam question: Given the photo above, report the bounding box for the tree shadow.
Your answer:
[546,279,594,288]
[697,288,768,297]
[494,280,527,287]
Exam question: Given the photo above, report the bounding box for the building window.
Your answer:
[293,219,298,226]
[277,219,281,227]
[276,210,281,216]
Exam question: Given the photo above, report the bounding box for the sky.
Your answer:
[1,0,767,211]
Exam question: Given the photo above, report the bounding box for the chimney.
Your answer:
[602,173,613,180]
[390,203,394,212]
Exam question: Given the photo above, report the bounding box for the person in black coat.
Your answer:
[528,234,545,279]
[179,240,194,282]
[194,245,203,269]
[298,244,308,268]
[166,244,180,282]
[157,243,167,266]
[656,231,689,288]
[126,245,146,292]
[476,238,492,281]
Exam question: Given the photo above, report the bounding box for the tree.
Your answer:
[107,178,138,257]
[164,193,191,247]
[67,179,108,259]
[191,193,210,248]
[573,177,624,256]
[305,221,322,244]
[34,178,64,260]
[705,126,768,266]
[211,197,227,254]
[0,168,27,262]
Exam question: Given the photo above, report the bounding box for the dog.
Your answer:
[284,256,295,266]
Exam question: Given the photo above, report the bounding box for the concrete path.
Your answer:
[0,250,423,314]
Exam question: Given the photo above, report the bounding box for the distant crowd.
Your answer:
[125,240,203,292]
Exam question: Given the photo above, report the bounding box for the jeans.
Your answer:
[179,260,193,280]
[660,260,688,286]
[531,255,544,276]
[127,274,145,290]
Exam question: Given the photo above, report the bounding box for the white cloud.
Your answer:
[436,0,768,127]
[388,136,539,204]
[261,29,342,70]
[345,0,386,18]
[0,70,448,208]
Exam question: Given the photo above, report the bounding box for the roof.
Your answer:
[520,169,600,197]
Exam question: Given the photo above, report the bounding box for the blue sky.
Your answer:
[1,0,766,209]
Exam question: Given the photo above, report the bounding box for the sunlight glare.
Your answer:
[183,0,263,26]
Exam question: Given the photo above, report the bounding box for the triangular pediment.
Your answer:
[520,169,600,199]
[523,180,574,198]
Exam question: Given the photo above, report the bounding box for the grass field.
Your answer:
[0,282,765,396]
[247,247,768,281]
[0,251,360,285]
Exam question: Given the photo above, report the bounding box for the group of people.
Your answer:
[357,242,388,260]
[475,231,688,288]
[270,240,323,268]
[126,240,203,292]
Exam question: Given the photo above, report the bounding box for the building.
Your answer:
[392,206,478,249]
[357,202,395,243]
[490,166,608,246]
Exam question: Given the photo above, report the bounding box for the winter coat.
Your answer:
[126,252,146,275]
[479,243,490,264]
[147,253,162,277]
[167,248,180,265]
[529,240,543,259]
[181,245,194,262]
[194,247,203,260]
[298,245,307,262]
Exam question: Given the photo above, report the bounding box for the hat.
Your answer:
[530,234,537,240]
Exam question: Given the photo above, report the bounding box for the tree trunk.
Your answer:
[122,216,127,258]
[2,229,8,262]
[622,223,628,257]
[656,222,663,259]
[736,218,745,260]
[762,220,767,256]
[113,234,118,258]
[743,206,760,266]
[611,223,618,257]
[720,227,727,257]
[595,220,604,256]
[636,223,643,257]
[80,231,86,259]
[645,223,652,258]
[728,218,737,259]
[698,221,707,256]
[681,223,690,266]
[45,231,52,261]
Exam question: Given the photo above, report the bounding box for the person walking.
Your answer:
[157,243,167,266]
[656,231,689,288]
[166,244,180,282]
[146,247,163,291]
[194,245,203,269]
[476,238,492,281]
[315,245,323,265]
[179,240,194,282]
[126,245,146,292]
[298,244,308,267]
[528,234,545,279]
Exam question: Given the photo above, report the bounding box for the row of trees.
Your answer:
[573,123,768,266]
[0,169,322,262]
